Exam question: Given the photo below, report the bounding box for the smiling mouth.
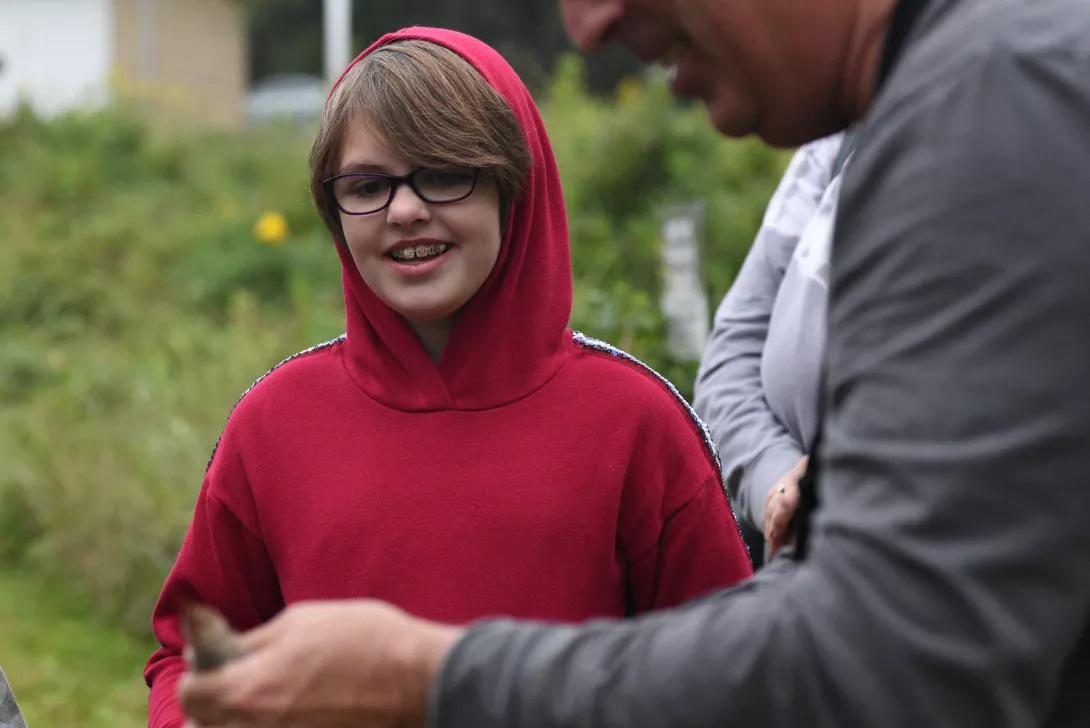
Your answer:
[388,243,451,263]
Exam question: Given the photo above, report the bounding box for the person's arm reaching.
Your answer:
[692,136,841,531]
[428,43,1090,728]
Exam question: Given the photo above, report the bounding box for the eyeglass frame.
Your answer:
[323,167,481,216]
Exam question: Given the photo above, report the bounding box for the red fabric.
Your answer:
[144,28,752,728]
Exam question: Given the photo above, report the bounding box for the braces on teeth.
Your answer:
[392,244,449,261]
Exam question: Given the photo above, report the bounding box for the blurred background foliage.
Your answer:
[0,54,789,646]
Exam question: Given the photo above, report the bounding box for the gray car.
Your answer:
[245,73,327,128]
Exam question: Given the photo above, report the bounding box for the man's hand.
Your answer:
[763,455,809,558]
[178,600,464,728]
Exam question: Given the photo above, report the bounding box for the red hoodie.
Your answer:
[144,27,752,728]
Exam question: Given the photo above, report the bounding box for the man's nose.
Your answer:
[559,0,625,53]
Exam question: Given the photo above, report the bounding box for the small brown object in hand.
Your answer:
[180,603,248,672]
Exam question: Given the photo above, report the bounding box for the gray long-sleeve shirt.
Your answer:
[0,667,28,728]
[428,0,1090,725]
[693,133,846,530]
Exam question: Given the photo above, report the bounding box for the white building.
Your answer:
[0,0,247,128]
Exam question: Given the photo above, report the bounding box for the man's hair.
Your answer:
[308,39,532,240]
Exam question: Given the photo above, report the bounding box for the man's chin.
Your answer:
[701,96,847,148]
[704,100,758,141]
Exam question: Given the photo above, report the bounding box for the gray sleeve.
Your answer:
[692,139,838,529]
[0,667,28,728]
[429,44,1090,728]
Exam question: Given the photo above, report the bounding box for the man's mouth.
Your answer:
[388,243,451,263]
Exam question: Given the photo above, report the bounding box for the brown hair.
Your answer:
[308,39,532,240]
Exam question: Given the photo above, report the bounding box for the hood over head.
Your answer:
[323,27,573,412]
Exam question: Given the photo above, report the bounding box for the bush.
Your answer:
[0,55,789,636]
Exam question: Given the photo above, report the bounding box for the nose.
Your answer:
[385,182,430,228]
[560,0,625,53]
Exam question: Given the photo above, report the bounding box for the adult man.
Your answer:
[178,0,1090,726]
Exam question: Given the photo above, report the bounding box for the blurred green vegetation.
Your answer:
[0,55,789,650]
[0,568,153,728]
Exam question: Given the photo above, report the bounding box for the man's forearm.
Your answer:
[429,528,1081,728]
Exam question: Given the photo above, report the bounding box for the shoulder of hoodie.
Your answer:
[566,330,722,475]
[204,333,347,471]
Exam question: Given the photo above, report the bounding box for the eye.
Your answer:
[346,176,390,198]
[418,169,475,188]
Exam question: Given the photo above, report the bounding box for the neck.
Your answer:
[838,0,899,124]
[408,314,458,365]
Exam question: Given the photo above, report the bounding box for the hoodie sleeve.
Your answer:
[625,472,753,612]
[615,378,753,613]
[144,415,283,728]
[692,136,841,530]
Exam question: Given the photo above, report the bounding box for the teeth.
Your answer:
[392,243,448,261]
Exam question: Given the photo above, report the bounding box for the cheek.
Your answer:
[462,187,504,261]
[340,215,383,258]
[462,209,503,267]
[444,204,503,285]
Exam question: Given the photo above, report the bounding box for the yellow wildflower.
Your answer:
[254,211,289,246]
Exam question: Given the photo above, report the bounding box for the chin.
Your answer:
[391,298,465,325]
[705,97,760,142]
[707,95,846,149]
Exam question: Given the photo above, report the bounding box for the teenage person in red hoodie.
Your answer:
[144,26,752,728]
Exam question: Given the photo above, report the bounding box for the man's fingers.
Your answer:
[239,615,284,653]
[178,661,250,726]
[178,672,224,725]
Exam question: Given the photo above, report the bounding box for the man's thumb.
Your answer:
[239,612,286,652]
